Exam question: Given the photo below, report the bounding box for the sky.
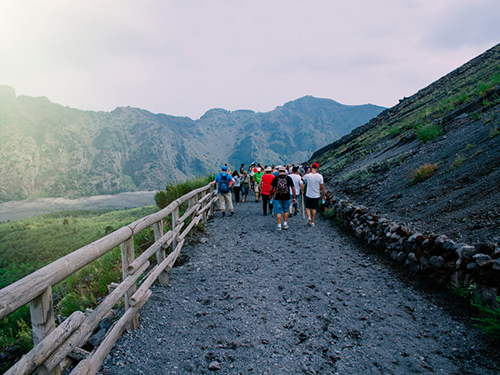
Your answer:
[1,1,500,120]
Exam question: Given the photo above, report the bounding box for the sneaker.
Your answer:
[307,218,311,226]
[277,225,282,231]
[222,212,226,217]
[283,223,289,230]
[311,223,315,227]
[230,212,234,216]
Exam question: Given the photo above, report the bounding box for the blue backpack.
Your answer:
[218,173,230,193]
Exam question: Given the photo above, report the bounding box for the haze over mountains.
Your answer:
[0,87,384,202]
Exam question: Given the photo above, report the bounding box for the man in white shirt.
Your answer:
[300,163,326,227]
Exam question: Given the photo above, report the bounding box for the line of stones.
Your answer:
[328,197,500,306]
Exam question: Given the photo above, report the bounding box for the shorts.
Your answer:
[218,193,233,211]
[273,199,291,215]
[305,197,320,210]
[254,184,260,193]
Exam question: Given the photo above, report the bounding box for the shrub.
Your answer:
[411,163,439,185]
[155,174,215,209]
[473,295,500,339]
[415,124,443,143]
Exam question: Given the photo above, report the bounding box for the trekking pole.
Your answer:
[302,192,305,219]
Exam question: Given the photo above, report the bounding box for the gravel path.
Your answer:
[100,198,500,375]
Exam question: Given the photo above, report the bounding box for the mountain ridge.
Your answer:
[0,89,384,202]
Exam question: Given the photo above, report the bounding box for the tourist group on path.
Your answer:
[214,162,327,231]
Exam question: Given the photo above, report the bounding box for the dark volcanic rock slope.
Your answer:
[100,201,499,374]
[311,43,500,245]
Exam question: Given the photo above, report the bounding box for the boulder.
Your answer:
[473,253,493,267]
[435,235,449,247]
[456,245,479,259]
[442,240,456,251]
[429,256,445,269]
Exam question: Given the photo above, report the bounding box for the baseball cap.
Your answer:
[311,163,319,168]
[221,166,227,171]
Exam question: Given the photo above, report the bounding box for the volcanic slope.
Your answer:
[100,201,499,374]
[311,42,500,245]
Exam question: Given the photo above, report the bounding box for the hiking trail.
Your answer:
[99,198,500,375]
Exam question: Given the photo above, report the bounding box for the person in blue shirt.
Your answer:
[215,166,234,217]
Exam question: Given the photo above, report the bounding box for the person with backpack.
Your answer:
[271,166,296,231]
[215,166,234,217]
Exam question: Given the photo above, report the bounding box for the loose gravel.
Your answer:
[100,198,500,374]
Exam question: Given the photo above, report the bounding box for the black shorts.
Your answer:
[305,197,320,210]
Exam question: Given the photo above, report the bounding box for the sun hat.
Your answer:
[265,166,272,172]
[278,166,286,172]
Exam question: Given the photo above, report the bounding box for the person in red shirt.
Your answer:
[259,166,275,215]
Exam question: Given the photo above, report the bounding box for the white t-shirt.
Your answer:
[303,172,324,199]
[289,174,302,196]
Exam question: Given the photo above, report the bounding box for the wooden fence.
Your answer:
[0,182,218,375]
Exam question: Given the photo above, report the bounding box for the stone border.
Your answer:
[327,196,500,305]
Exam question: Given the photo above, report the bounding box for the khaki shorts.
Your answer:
[218,193,233,211]
[254,184,260,193]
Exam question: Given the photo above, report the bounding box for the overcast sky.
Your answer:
[1,1,499,120]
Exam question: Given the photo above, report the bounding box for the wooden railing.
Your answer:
[0,182,218,375]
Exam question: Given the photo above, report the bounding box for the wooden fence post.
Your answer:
[209,184,215,218]
[30,286,60,375]
[202,191,208,224]
[172,207,179,253]
[121,237,139,330]
[153,220,169,284]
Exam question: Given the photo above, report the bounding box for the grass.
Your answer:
[0,175,214,358]
[410,163,439,185]
[415,124,443,143]
[490,125,499,138]
[473,295,500,339]
[448,154,465,171]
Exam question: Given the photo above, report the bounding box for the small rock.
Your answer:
[473,253,493,267]
[456,245,478,259]
[493,259,500,271]
[442,240,456,251]
[209,361,221,371]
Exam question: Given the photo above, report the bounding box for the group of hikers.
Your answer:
[214,162,326,231]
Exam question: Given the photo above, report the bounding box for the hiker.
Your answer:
[232,170,241,204]
[239,163,245,174]
[288,166,303,216]
[215,166,234,217]
[240,170,250,202]
[271,166,296,230]
[260,166,275,215]
[300,162,326,227]
[253,167,264,202]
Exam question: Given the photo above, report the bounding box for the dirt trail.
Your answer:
[100,198,500,374]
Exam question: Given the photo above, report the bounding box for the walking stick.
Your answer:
[302,192,305,219]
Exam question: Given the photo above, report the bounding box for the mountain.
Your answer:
[309,42,500,245]
[0,89,384,202]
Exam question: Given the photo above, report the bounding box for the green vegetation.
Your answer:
[410,163,439,185]
[490,125,499,138]
[415,124,443,143]
[0,207,158,289]
[0,175,214,359]
[448,154,465,171]
[155,174,215,209]
[450,284,500,340]
[473,295,500,339]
